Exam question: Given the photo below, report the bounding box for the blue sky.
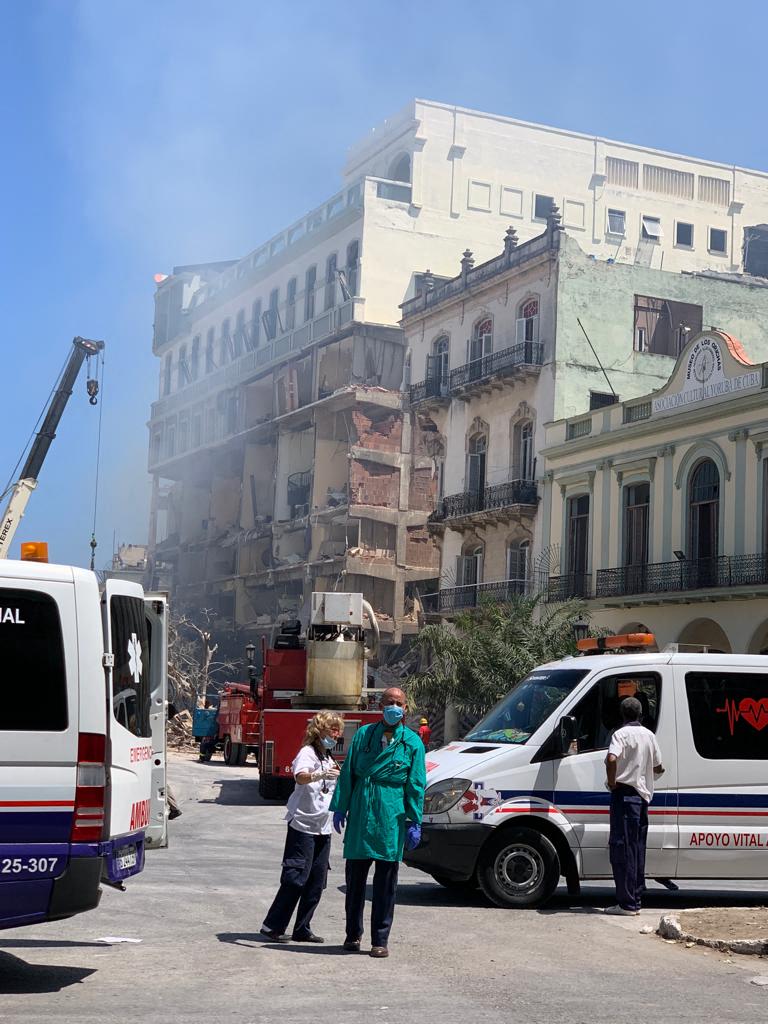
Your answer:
[0,0,765,567]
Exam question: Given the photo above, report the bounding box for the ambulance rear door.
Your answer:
[144,593,168,850]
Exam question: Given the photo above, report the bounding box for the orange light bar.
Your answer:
[577,632,655,652]
[21,541,49,563]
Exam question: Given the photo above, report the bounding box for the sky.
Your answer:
[0,0,766,568]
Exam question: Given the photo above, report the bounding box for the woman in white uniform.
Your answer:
[260,711,344,943]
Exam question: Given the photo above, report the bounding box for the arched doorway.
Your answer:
[389,153,411,183]
[677,617,732,654]
[747,619,768,655]
[688,459,720,587]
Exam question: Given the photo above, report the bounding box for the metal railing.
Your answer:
[409,376,449,405]
[595,554,768,598]
[421,576,543,614]
[287,470,312,515]
[623,401,652,424]
[546,572,593,601]
[566,417,592,440]
[449,342,544,391]
[435,479,539,522]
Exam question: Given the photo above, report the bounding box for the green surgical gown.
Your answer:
[330,721,426,862]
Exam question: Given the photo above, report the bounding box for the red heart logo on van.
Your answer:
[738,698,768,731]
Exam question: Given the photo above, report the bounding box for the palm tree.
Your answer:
[406,594,588,723]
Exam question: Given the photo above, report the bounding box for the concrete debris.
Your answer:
[167,709,194,748]
[658,908,768,955]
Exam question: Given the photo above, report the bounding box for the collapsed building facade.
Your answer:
[146,98,768,660]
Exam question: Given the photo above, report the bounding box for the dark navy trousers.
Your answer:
[609,783,648,912]
[263,826,330,937]
[344,858,399,948]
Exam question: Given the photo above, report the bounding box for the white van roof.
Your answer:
[544,652,768,672]
[0,558,91,585]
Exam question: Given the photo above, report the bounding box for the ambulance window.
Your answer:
[567,673,661,753]
[0,589,67,731]
[686,671,768,760]
[110,595,151,737]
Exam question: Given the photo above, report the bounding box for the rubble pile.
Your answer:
[167,709,194,749]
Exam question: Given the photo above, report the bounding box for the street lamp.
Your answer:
[245,642,257,700]
[572,618,590,645]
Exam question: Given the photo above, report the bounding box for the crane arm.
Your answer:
[0,336,104,559]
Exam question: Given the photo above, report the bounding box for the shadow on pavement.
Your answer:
[0,939,106,949]
[542,883,768,915]
[198,778,268,807]
[337,881,487,909]
[216,933,353,955]
[0,951,95,994]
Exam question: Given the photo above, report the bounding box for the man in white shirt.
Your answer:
[604,695,664,916]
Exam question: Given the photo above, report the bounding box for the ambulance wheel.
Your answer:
[477,827,560,908]
[259,774,281,800]
[223,736,236,765]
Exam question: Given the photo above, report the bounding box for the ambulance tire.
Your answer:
[259,774,282,800]
[477,827,560,908]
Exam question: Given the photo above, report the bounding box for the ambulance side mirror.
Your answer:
[557,715,577,756]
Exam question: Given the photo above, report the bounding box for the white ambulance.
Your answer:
[405,634,768,907]
[0,552,167,931]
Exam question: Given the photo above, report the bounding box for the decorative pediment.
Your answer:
[646,330,761,419]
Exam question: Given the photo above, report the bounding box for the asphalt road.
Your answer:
[2,753,768,1024]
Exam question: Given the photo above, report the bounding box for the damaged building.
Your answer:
[147,98,768,660]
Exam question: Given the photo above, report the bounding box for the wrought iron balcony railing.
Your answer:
[595,554,768,599]
[546,572,593,601]
[409,375,449,405]
[421,576,543,614]
[449,342,543,391]
[434,479,539,522]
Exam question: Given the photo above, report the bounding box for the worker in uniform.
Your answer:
[260,711,344,943]
[330,687,426,958]
[417,717,432,749]
[604,695,664,916]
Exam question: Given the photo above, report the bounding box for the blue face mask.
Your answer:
[321,736,337,750]
[383,705,404,726]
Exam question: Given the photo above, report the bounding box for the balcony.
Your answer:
[421,577,538,615]
[409,375,449,407]
[430,479,538,530]
[595,554,768,601]
[449,342,543,396]
[546,573,593,601]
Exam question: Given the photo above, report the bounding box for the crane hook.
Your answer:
[87,378,99,406]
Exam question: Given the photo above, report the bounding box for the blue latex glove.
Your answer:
[333,811,346,834]
[405,823,421,851]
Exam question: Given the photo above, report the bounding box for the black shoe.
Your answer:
[292,931,324,943]
[343,938,361,951]
[260,927,291,943]
[370,946,389,958]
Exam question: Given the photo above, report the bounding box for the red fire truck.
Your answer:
[195,594,383,801]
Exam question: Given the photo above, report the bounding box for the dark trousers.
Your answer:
[344,858,399,948]
[263,827,331,937]
[609,784,648,912]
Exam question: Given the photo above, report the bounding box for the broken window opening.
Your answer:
[632,295,702,357]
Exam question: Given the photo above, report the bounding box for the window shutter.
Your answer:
[530,314,540,342]
[516,318,526,343]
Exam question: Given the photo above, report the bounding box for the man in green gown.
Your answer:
[330,686,426,958]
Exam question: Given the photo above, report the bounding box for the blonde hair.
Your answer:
[303,710,345,749]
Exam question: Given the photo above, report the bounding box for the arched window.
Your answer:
[513,420,535,480]
[219,318,231,365]
[467,432,488,501]
[688,459,720,562]
[250,299,262,348]
[286,277,297,330]
[507,540,530,595]
[429,335,450,394]
[458,541,484,589]
[177,344,188,389]
[469,317,493,378]
[304,265,317,322]
[517,298,540,344]
[205,327,215,373]
[345,241,360,297]
[234,309,246,357]
[389,153,411,183]
[190,335,200,381]
[566,494,590,587]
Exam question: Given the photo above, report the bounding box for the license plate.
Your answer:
[115,848,137,870]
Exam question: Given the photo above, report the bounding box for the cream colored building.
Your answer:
[542,330,768,653]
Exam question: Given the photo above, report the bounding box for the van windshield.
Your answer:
[465,668,589,744]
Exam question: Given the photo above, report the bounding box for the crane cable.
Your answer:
[88,350,106,571]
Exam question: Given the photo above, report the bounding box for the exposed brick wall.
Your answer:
[350,459,400,507]
[352,409,402,453]
[409,466,436,512]
[406,525,440,569]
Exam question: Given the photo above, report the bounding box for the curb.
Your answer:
[658,912,768,955]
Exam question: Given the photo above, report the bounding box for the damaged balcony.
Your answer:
[287,470,312,518]
[429,478,539,531]
[449,342,544,400]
